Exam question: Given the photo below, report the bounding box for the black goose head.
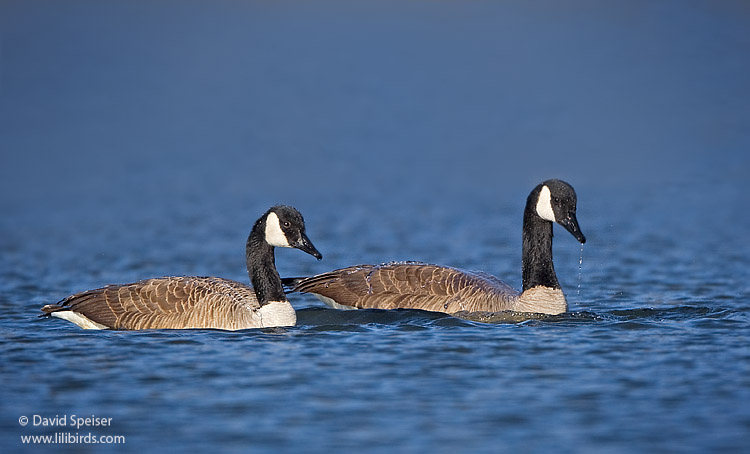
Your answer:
[534,179,586,244]
[263,205,323,260]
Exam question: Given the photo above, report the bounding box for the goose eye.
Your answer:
[283,221,291,228]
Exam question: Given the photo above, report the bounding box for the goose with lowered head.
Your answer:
[286,180,585,315]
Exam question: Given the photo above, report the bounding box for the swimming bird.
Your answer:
[41,205,322,330]
[286,180,585,315]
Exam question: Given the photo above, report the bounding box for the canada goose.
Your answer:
[41,205,322,330]
[286,180,585,315]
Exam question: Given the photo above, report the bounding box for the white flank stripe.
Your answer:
[52,311,109,329]
[314,294,359,310]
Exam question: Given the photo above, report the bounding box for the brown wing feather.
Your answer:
[51,277,260,330]
[293,262,520,313]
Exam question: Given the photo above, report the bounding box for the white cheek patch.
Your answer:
[536,186,556,222]
[265,212,291,248]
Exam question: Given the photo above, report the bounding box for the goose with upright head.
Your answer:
[286,180,585,315]
[41,205,322,330]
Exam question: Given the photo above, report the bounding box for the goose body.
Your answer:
[288,180,585,315]
[41,205,322,330]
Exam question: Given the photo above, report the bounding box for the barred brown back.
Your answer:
[49,277,262,330]
[293,262,520,313]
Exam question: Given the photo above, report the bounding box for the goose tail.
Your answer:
[281,277,306,294]
[39,303,66,317]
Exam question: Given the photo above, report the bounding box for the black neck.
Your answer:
[246,218,287,305]
[521,191,560,292]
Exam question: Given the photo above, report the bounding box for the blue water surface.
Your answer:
[1,1,749,453]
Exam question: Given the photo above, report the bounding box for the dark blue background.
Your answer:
[1,2,748,453]
[2,1,747,220]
